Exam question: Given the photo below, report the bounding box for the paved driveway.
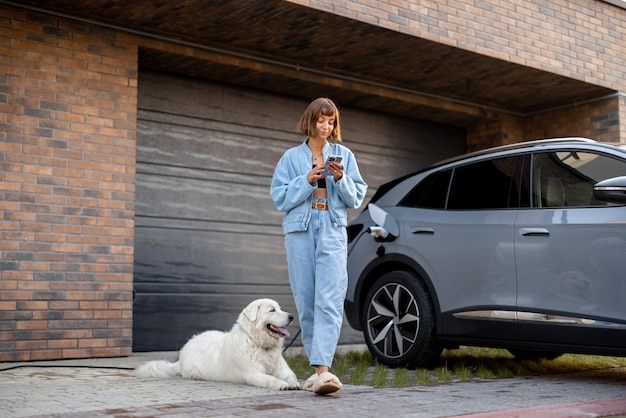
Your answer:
[1,351,625,417]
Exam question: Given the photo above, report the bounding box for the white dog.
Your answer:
[135,298,300,390]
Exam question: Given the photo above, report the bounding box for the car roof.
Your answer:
[434,137,597,166]
[370,137,626,204]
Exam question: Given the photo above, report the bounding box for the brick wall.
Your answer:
[524,95,622,143]
[466,95,622,151]
[289,0,626,92]
[0,7,137,361]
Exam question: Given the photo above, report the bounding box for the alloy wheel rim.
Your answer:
[366,282,420,359]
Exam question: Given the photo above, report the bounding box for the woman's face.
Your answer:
[314,114,335,140]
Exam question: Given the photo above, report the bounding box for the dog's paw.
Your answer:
[277,371,300,390]
[280,380,300,390]
[273,378,299,391]
[268,380,287,390]
[285,376,300,390]
[246,372,299,390]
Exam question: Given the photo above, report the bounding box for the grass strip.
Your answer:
[285,346,626,388]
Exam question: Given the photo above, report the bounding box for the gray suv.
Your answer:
[345,138,626,367]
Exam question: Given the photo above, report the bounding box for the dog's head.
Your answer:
[239,298,294,347]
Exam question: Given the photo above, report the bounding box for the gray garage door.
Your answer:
[133,70,464,351]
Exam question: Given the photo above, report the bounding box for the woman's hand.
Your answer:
[308,164,325,184]
[327,161,344,181]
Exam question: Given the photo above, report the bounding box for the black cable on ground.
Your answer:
[0,364,135,372]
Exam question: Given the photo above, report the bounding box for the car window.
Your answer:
[399,169,451,209]
[447,156,523,210]
[532,151,626,208]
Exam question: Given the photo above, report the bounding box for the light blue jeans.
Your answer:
[284,202,348,368]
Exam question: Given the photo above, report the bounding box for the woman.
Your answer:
[270,97,368,394]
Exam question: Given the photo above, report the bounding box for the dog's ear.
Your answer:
[242,301,260,322]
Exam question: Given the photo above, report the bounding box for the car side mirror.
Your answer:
[593,176,626,204]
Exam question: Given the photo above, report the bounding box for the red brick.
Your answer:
[18,300,49,310]
[47,339,78,349]
[78,338,107,348]
[15,339,47,350]
[2,291,34,301]
[16,320,47,330]
[0,301,17,310]
[93,347,127,357]
[48,301,79,310]
[0,281,18,290]
[0,271,34,281]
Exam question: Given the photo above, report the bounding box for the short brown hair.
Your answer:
[297,97,342,142]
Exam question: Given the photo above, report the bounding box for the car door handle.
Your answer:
[519,228,550,237]
[411,227,435,235]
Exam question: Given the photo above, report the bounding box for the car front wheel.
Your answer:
[361,270,442,368]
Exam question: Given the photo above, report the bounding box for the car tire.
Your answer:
[508,349,563,361]
[361,270,442,368]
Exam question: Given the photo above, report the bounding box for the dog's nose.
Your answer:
[288,314,294,322]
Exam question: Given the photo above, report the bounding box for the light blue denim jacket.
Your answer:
[270,139,368,234]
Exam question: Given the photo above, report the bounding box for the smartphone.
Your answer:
[322,156,343,176]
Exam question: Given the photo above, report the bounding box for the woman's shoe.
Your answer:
[312,371,342,395]
[303,373,318,392]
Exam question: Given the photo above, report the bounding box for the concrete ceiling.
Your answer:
[6,0,616,126]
